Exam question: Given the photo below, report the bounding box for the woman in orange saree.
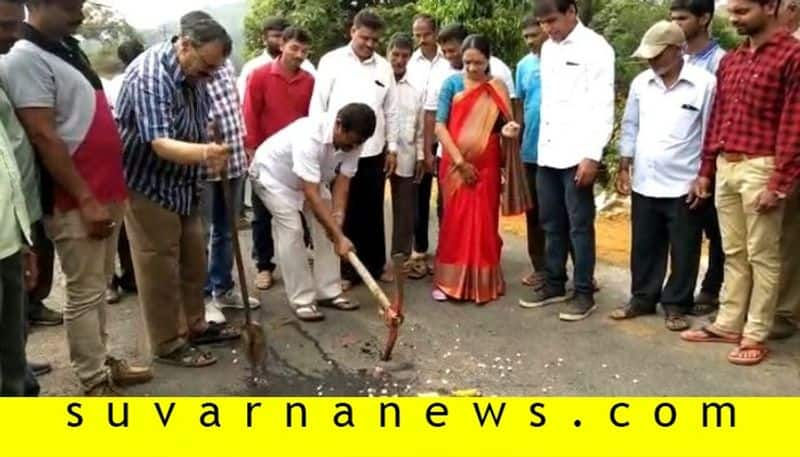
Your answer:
[432,35,521,305]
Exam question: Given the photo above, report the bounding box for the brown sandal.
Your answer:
[665,314,691,332]
[609,304,655,320]
[680,326,740,344]
[728,343,769,366]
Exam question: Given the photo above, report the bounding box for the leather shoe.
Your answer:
[106,357,153,387]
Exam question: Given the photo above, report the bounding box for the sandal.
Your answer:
[689,303,719,317]
[609,304,655,320]
[155,344,217,368]
[293,304,325,322]
[728,343,769,366]
[665,314,691,332]
[522,271,545,288]
[680,326,740,344]
[406,260,428,280]
[317,296,360,311]
[192,322,242,345]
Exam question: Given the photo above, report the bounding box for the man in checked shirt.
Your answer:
[681,0,800,366]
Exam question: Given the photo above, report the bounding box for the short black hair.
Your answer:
[353,9,384,31]
[117,39,144,67]
[412,13,437,31]
[521,14,540,29]
[388,32,414,52]
[438,23,469,45]
[262,16,290,33]
[670,0,715,21]
[337,103,376,143]
[534,0,578,17]
[179,11,233,57]
[282,26,311,45]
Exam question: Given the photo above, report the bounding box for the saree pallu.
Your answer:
[434,79,512,304]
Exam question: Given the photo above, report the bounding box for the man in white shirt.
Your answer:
[249,103,376,322]
[408,14,450,267]
[610,21,716,332]
[384,33,424,280]
[310,9,399,285]
[519,0,614,321]
[237,16,316,100]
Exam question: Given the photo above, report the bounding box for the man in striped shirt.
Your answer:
[117,12,237,369]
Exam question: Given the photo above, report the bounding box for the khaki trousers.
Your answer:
[713,156,784,342]
[125,192,206,357]
[776,190,800,322]
[45,204,123,391]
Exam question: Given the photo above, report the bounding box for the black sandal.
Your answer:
[192,322,241,345]
[155,344,217,368]
[609,304,655,320]
[665,314,691,332]
[318,296,360,311]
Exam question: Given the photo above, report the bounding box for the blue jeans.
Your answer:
[536,166,596,296]
[202,177,244,297]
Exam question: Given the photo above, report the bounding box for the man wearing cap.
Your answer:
[611,21,716,332]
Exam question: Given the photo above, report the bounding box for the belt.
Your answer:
[720,151,773,163]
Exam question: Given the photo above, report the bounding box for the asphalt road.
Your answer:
[27,215,800,397]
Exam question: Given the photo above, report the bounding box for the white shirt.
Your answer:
[249,116,361,210]
[310,44,399,158]
[103,74,124,114]
[394,74,424,178]
[423,55,515,112]
[538,22,615,169]
[237,50,316,100]
[408,47,451,105]
[619,63,716,198]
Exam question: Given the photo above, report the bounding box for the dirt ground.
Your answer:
[501,212,632,267]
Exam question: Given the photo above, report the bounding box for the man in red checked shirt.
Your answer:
[242,26,315,292]
[681,0,800,366]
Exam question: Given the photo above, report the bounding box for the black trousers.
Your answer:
[630,192,703,314]
[27,222,53,313]
[699,200,724,296]
[251,194,276,273]
[414,153,442,254]
[342,153,387,280]
[524,163,546,271]
[113,224,136,290]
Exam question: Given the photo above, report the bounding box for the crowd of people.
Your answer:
[1,0,799,396]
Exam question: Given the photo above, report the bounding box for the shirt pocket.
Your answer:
[668,102,701,141]
[557,61,585,102]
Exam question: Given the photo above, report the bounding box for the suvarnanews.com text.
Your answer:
[63,400,737,430]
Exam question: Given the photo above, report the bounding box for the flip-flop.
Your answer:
[293,304,325,322]
[155,344,217,368]
[191,322,242,345]
[728,344,769,366]
[431,288,448,302]
[318,296,360,311]
[680,326,740,344]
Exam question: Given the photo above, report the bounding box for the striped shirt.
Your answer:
[204,61,247,181]
[117,39,211,215]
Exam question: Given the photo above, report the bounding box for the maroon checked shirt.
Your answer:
[699,30,800,194]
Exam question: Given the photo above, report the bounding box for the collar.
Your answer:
[560,21,587,45]
[346,43,376,64]
[412,46,443,63]
[396,72,409,84]
[21,22,102,90]
[692,39,720,60]
[647,61,697,90]
[269,57,307,83]
[262,49,280,60]
[740,29,792,54]
[162,38,187,85]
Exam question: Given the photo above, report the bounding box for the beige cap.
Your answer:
[631,20,686,59]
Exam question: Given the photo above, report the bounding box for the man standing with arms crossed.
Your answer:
[520,0,615,321]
